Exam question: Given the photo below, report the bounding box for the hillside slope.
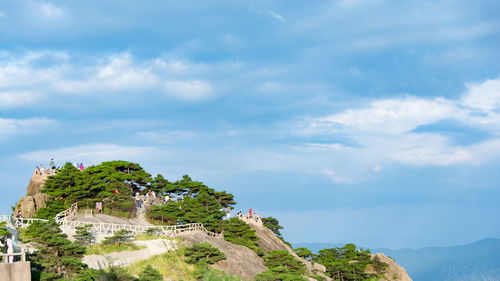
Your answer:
[179,230,267,280]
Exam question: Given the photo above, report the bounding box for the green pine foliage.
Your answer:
[148,190,226,232]
[255,250,308,281]
[0,222,9,252]
[74,224,93,246]
[264,250,307,274]
[36,161,152,219]
[316,243,388,281]
[184,242,226,265]
[222,218,264,256]
[139,264,163,281]
[103,229,134,245]
[294,247,316,261]
[262,216,284,237]
[23,220,87,280]
[255,266,308,281]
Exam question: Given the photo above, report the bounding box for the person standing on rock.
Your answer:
[50,158,55,172]
[79,163,84,171]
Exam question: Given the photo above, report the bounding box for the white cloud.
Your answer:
[301,76,500,167]
[163,80,215,101]
[321,169,354,183]
[267,10,285,22]
[251,7,285,22]
[17,143,167,165]
[38,3,64,18]
[0,51,217,106]
[0,91,40,108]
[0,118,56,137]
[313,96,459,134]
[461,77,500,112]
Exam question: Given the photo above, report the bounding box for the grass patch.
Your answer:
[202,269,243,281]
[126,248,196,281]
[86,243,145,255]
[135,233,179,242]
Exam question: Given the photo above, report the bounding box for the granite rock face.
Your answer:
[368,253,413,281]
[14,169,52,218]
[14,196,37,218]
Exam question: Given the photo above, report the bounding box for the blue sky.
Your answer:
[1,0,499,249]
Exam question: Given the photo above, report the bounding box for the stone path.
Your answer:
[83,238,177,269]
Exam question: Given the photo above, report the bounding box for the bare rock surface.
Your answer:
[14,169,52,217]
[33,193,49,209]
[369,253,413,281]
[243,216,331,280]
[179,231,267,280]
[26,170,52,196]
[14,196,36,218]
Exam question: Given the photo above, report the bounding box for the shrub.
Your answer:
[103,229,133,245]
[223,218,263,256]
[184,242,226,265]
[139,264,163,281]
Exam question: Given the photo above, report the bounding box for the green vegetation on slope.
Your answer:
[148,175,235,232]
[36,161,152,219]
[222,217,264,256]
[23,220,87,280]
[255,250,307,281]
[316,243,388,281]
[184,242,226,265]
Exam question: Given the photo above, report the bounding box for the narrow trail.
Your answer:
[83,238,177,269]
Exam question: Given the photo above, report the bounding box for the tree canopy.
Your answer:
[24,220,87,280]
[316,243,388,281]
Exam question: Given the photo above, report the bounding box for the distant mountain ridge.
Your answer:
[295,238,500,281]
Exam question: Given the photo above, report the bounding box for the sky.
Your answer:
[1,0,499,250]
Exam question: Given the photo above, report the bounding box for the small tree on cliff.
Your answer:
[24,220,87,280]
[262,216,284,237]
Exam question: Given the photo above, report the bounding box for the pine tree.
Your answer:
[223,218,263,256]
[103,229,133,245]
[24,220,87,280]
[74,224,93,246]
[184,242,226,265]
[262,217,284,237]
[139,264,163,281]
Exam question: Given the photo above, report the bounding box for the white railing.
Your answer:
[0,215,11,223]
[54,202,78,223]
[1,248,27,263]
[1,201,223,240]
[14,218,47,228]
[59,220,222,239]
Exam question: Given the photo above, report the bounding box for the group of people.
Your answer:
[135,190,157,210]
[35,158,60,175]
[73,162,85,171]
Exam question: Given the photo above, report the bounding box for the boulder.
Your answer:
[179,231,267,280]
[26,169,50,196]
[33,193,49,209]
[368,253,413,281]
[14,196,36,218]
[244,217,331,280]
